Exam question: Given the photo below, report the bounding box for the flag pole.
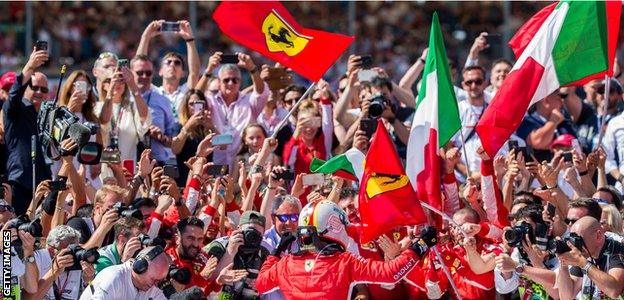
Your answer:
[270,82,317,139]
[419,201,469,238]
[458,127,473,176]
[597,74,611,147]
[432,245,463,300]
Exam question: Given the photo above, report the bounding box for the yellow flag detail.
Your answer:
[262,10,310,56]
[365,173,410,198]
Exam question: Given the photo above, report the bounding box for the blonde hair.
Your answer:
[601,204,623,235]
[94,185,128,205]
[295,99,320,119]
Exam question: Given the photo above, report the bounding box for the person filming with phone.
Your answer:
[3,43,52,216]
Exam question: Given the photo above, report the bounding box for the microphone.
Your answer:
[67,123,91,147]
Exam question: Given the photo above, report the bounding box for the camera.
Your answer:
[533,222,550,251]
[168,265,191,285]
[368,93,387,119]
[101,134,121,164]
[112,202,143,220]
[84,122,100,135]
[137,233,166,249]
[503,222,534,247]
[242,228,263,248]
[7,215,44,238]
[37,102,92,160]
[548,233,584,255]
[67,244,100,270]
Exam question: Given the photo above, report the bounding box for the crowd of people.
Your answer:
[0,4,624,300]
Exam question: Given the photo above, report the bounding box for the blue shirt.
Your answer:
[2,73,51,187]
[143,89,175,162]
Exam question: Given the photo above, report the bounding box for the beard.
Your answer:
[180,245,200,260]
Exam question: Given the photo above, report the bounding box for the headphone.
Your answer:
[132,246,164,274]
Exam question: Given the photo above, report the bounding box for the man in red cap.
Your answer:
[0,71,16,174]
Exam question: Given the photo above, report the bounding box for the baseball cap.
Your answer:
[239,210,266,227]
[551,134,575,149]
[0,72,16,91]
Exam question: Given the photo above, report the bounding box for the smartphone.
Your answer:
[562,151,573,162]
[546,203,556,219]
[485,33,502,45]
[50,176,68,191]
[212,134,233,146]
[357,69,377,83]
[160,21,180,32]
[359,55,373,69]
[100,148,121,164]
[193,102,205,112]
[74,81,87,95]
[571,139,583,156]
[35,40,48,51]
[507,140,519,152]
[123,159,135,177]
[206,164,229,176]
[163,165,179,179]
[360,118,378,138]
[220,54,239,64]
[273,170,295,181]
[117,59,129,68]
[302,174,325,186]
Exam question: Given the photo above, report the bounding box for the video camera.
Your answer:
[112,202,143,220]
[67,244,100,270]
[36,65,102,165]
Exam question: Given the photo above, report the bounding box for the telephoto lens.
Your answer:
[368,93,386,119]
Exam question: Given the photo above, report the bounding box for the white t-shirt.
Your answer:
[34,248,83,300]
[79,261,166,300]
[0,248,25,299]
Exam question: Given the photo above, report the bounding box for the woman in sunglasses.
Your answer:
[171,89,216,185]
[96,66,150,166]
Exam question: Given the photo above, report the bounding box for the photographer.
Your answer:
[494,205,560,299]
[27,225,98,299]
[556,216,624,299]
[3,45,52,215]
[0,221,39,298]
[165,216,219,296]
[80,246,170,299]
[95,216,145,274]
[206,210,270,299]
[66,185,125,249]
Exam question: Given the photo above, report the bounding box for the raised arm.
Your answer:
[399,48,427,92]
[136,20,163,57]
[178,20,200,88]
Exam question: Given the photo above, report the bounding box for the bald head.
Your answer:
[571,216,605,255]
[132,246,171,291]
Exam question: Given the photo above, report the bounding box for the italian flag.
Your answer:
[476,1,621,157]
[406,12,461,213]
[310,148,365,181]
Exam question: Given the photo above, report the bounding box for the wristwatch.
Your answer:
[515,262,525,274]
[581,261,593,275]
[24,255,35,264]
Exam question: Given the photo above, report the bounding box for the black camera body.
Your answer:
[37,102,91,159]
[504,222,535,247]
[112,202,143,220]
[368,93,387,119]
[242,228,263,248]
[67,244,100,270]
[548,233,585,255]
[137,233,166,249]
[168,265,191,285]
[6,216,43,259]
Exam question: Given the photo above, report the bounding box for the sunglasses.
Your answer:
[0,205,14,213]
[564,218,579,225]
[165,59,182,67]
[135,70,153,77]
[592,197,610,205]
[274,214,299,223]
[30,85,49,93]
[222,77,240,84]
[464,79,484,86]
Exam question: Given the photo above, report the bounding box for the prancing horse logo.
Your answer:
[262,10,311,56]
[267,26,294,48]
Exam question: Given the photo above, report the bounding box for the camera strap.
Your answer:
[111,106,125,136]
[461,102,488,148]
